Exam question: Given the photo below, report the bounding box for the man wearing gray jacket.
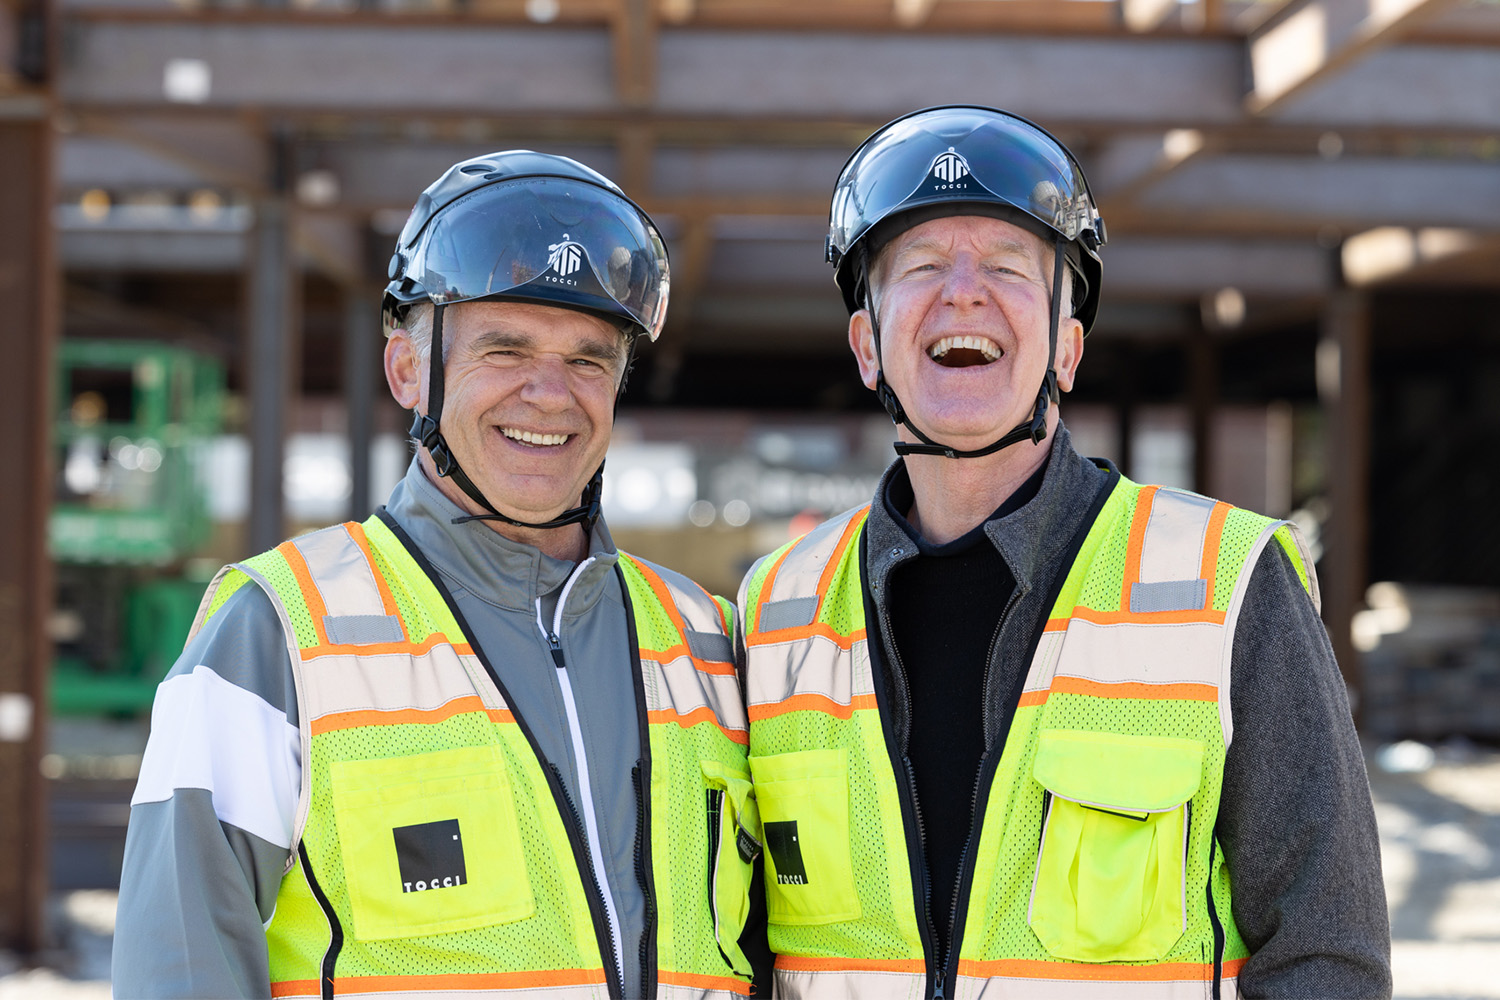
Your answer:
[115,152,766,999]
[737,106,1390,999]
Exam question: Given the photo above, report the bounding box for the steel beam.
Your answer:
[1248,0,1461,116]
[0,110,54,964]
[1318,288,1370,720]
[246,192,297,553]
[344,285,378,522]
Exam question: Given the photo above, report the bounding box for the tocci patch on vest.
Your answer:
[394,818,468,893]
[765,821,808,885]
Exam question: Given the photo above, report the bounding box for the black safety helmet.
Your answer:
[827,106,1106,460]
[385,150,671,530]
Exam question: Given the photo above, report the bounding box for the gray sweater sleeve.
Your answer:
[1219,543,1393,999]
[113,583,301,1000]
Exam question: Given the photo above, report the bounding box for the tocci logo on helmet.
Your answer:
[545,235,585,286]
[930,148,971,189]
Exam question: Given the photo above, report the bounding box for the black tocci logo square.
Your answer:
[393,818,467,893]
[764,820,808,885]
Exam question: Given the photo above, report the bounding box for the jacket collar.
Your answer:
[864,423,1112,596]
[383,457,620,616]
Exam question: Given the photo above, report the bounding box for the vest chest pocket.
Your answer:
[329,745,535,941]
[1027,729,1204,963]
[748,748,861,926]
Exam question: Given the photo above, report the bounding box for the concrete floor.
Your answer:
[3,746,1498,999]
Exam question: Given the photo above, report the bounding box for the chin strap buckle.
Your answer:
[409,410,456,477]
[1029,372,1057,445]
[876,374,907,425]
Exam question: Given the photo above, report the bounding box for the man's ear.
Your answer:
[385,330,423,411]
[1054,317,1085,393]
[848,309,881,391]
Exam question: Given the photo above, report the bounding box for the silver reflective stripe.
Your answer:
[1138,489,1215,587]
[1128,579,1208,614]
[952,971,1237,998]
[1053,619,1223,688]
[773,968,925,999]
[758,597,818,632]
[323,614,405,645]
[760,506,866,606]
[685,629,733,664]
[290,526,387,620]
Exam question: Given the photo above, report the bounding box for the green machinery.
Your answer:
[50,339,225,715]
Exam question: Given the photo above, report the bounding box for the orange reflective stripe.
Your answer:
[1049,676,1218,702]
[776,955,925,974]
[344,520,403,625]
[299,634,473,661]
[748,692,877,723]
[1199,501,1232,608]
[323,968,607,993]
[641,649,736,676]
[270,981,319,998]
[649,706,749,745]
[659,970,753,995]
[746,623,866,650]
[311,695,514,735]
[753,543,796,634]
[1066,607,1226,627]
[630,558,726,675]
[1120,484,1159,612]
[958,957,1227,981]
[277,540,329,646]
[1017,689,1049,708]
[811,505,869,618]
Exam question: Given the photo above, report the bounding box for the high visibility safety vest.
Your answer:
[740,476,1318,1000]
[189,511,759,1000]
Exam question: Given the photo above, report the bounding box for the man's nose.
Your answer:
[942,259,989,307]
[519,357,574,409]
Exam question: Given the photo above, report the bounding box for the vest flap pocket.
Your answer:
[330,745,535,941]
[748,748,861,927]
[702,759,760,978]
[1028,730,1204,963]
[1032,729,1203,813]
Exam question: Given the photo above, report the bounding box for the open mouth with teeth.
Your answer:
[501,427,571,447]
[928,335,1002,368]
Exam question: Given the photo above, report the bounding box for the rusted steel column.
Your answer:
[1319,289,1371,722]
[0,5,58,950]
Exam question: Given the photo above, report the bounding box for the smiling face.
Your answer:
[849,214,1084,452]
[386,299,627,524]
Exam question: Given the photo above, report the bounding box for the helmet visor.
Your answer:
[408,176,670,341]
[831,107,1099,257]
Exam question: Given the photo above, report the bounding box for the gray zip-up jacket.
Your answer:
[114,460,662,998]
[854,425,1391,999]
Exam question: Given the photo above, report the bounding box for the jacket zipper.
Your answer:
[372,510,629,998]
[536,557,626,999]
[865,535,942,999]
[936,585,1025,998]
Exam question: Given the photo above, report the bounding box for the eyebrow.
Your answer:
[471,328,625,365]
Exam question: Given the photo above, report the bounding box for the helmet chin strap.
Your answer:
[408,303,605,532]
[871,235,1065,460]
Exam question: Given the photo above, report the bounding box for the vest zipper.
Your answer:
[548,761,624,999]
[1207,836,1225,1000]
[537,557,627,1000]
[633,761,658,1000]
